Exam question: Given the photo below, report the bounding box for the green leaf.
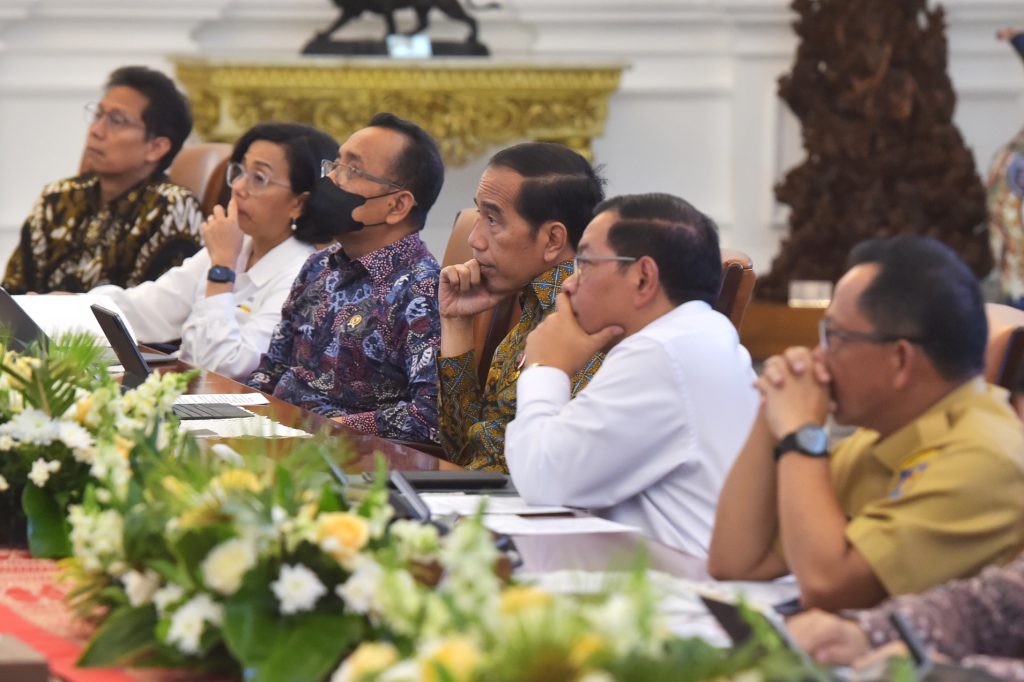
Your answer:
[22,484,71,558]
[222,564,278,665]
[78,605,157,667]
[247,612,362,682]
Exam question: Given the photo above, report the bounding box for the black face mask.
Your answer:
[304,176,400,236]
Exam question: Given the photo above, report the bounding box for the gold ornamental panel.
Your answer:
[173,58,624,166]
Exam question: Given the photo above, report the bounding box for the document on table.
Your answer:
[420,493,571,517]
[174,393,270,406]
[482,515,638,536]
[178,414,311,439]
[14,293,139,341]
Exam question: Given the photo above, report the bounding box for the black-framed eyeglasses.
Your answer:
[818,318,925,351]
[572,254,637,278]
[226,162,291,195]
[321,159,403,191]
[83,102,145,132]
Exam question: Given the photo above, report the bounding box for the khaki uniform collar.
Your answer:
[870,377,991,471]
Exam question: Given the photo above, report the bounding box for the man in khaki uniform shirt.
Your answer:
[708,235,1024,612]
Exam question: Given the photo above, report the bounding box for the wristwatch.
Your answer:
[207,265,236,284]
[774,423,829,461]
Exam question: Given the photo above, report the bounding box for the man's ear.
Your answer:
[890,340,918,390]
[384,189,417,225]
[539,220,569,262]
[144,136,172,166]
[634,255,661,305]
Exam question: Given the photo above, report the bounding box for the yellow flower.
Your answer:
[213,469,262,494]
[75,395,94,424]
[112,435,135,460]
[161,476,189,498]
[334,642,399,682]
[177,504,224,529]
[569,633,607,669]
[422,637,479,682]
[499,585,553,615]
[316,512,369,563]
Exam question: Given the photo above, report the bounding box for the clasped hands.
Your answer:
[756,346,833,441]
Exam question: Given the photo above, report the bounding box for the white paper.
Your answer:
[174,393,270,406]
[420,493,571,517]
[482,515,639,536]
[178,415,311,439]
[13,293,138,342]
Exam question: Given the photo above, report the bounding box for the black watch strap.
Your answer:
[773,424,829,461]
[208,265,236,283]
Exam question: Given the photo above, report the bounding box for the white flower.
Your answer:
[210,443,243,466]
[153,584,186,615]
[378,660,424,682]
[0,434,13,451]
[389,520,441,563]
[68,506,124,573]
[336,557,383,615]
[201,537,258,596]
[3,408,58,445]
[122,569,161,607]
[166,594,223,655]
[27,458,60,487]
[0,475,8,491]
[58,420,94,462]
[271,563,327,615]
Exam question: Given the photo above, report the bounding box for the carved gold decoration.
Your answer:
[173,58,624,166]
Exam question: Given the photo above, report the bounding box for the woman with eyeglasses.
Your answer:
[90,122,339,380]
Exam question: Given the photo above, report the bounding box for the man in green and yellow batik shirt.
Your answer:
[437,142,606,471]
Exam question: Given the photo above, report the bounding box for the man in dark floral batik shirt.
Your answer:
[247,113,443,444]
[3,66,202,294]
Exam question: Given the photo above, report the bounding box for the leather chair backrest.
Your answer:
[167,143,233,216]
[442,209,519,386]
[985,302,1024,390]
[715,248,756,331]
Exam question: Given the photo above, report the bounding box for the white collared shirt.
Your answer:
[91,235,315,380]
[505,300,759,558]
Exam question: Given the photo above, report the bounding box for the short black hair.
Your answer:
[105,66,192,173]
[231,122,340,246]
[847,235,987,381]
[596,193,721,306]
[487,142,606,249]
[367,112,444,230]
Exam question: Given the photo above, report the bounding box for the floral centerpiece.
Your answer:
[0,333,191,556]
[63,431,818,682]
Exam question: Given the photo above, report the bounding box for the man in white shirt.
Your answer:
[505,192,759,557]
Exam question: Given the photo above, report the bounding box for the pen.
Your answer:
[889,611,929,666]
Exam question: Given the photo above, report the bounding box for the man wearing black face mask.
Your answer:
[247,113,444,444]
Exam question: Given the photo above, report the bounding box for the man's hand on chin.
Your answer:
[523,292,623,376]
[438,258,505,320]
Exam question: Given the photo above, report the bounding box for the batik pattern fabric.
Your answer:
[986,126,1024,303]
[853,551,1024,681]
[437,261,604,472]
[2,173,203,294]
[247,233,441,444]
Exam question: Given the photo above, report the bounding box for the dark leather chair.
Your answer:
[985,303,1024,390]
[715,248,756,331]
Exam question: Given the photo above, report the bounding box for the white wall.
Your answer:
[0,0,1022,274]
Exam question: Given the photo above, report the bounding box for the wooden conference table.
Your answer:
[0,361,707,682]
